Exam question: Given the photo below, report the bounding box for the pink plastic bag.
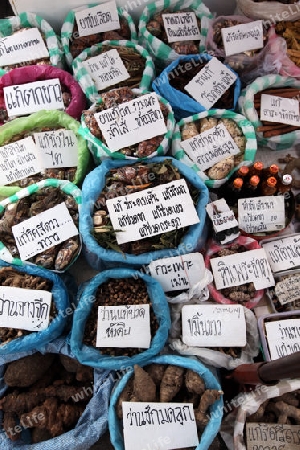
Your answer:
[267,26,300,79]
[204,236,265,309]
[0,65,86,122]
[206,16,284,84]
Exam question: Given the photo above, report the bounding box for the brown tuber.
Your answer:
[194,389,223,427]
[160,365,184,402]
[133,365,156,402]
[185,369,205,396]
[4,353,55,387]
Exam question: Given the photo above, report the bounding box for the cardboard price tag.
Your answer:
[246,423,300,450]
[122,402,198,450]
[106,179,200,245]
[0,286,52,331]
[221,20,264,57]
[162,11,201,43]
[12,202,78,261]
[0,28,49,67]
[180,122,240,171]
[265,318,300,360]
[261,94,300,127]
[184,58,237,109]
[75,1,120,37]
[0,136,43,185]
[238,196,285,234]
[275,274,300,305]
[262,234,300,273]
[4,78,64,118]
[34,129,78,168]
[182,304,246,347]
[96,304,151,348]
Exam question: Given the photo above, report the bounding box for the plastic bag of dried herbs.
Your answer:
[0,179,82,273]
[0,260,69,356]
[80,87,175,163]
[0,65,86,124]
[238,74,300,150]
[109,354,223,450]
[172,109,257,188]
[61,5,137,67]
[235,0,300,21]
[70,268,170,369]
[0,110,91,199]
[0,339,114,449]
[0,12,64,72]
[72,40,155,103]
[153,53,241,120]
[79,156,209,271]
[138,0,212,70]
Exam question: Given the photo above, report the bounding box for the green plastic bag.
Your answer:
[138,0,212,70]
[0,110,90,198]
[0,12,64,69]
[172,109,257,188]
[72,39,155,103]
[238,74,300,151]
[61,4,137,67]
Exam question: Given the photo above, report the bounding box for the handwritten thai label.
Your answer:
[265,318,300,360]
[238,196,285,234]
[260,94,300,127]
[123,402,198,450]
[262,235,300,273]
[82,49,130,91]
[4,78,64,118]
[182,304,246,347]
[246,423,300,450]
[0,28,49,67]
[221,20,264,57]
[106,179,200,245]
[0,286,52,331]
[180,122,240,171]
[275,274,300,305]
[33,129,78,168]
[148,253,205,292]
[0,136,43,185]
[162,12,201,43]
[75,1,120,37]
[184,57,237,109]
[210,248,275,291]
[12,202,78,261]
[94,92,167,152]
[206,198,239,233]
[96,304,150,348]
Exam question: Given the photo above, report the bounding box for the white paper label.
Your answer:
[96,304,151,348]
[12,202,78,261]
[210,248,275,291]
[184,58,237,109]
[180,122,240,171]
[82,49,130,91]
[260,94,300,127]
[182,304,246,347]
[33,129,78,168]
[0,286,52,331]
[0,136,43,185]
[148,253,205,292]
[75,1,120,37]
[4,79,64,118]
[221,20,264,57]
[206,199,239,233]
[122,402,198,450]
[265,318,300,360]
[238,196,285,234]
[162,11,201,43]
[262,235,300,273]
[246,423,300,450]
[0,28,49,67]
[106,179,200,245]
[275,274,300,305]
[94,92,167,152]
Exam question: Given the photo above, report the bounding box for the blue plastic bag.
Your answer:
[0,261,69,356]
[152,54,241,120]
[0,339,114,449]
[70,268,171,370]
[109,354,223,450]
[79,156,209,271]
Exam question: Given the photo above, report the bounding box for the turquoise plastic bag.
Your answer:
[0,261,69,356]
[109,354,223,450]
[70,268,171,370]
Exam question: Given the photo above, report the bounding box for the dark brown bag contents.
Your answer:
[275,20,300,67]
[83,277,158,357]
[247,391,300,424]
[0,353,94,442]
